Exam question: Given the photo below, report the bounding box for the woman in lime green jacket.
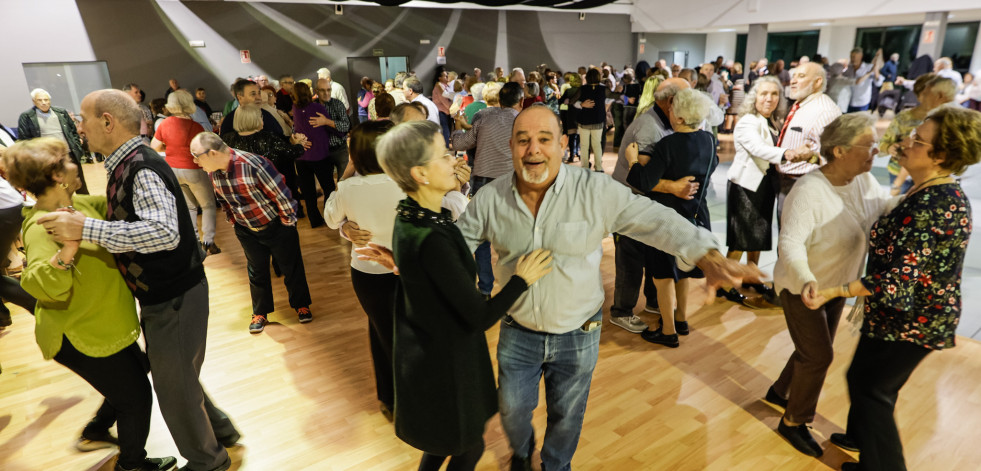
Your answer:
[4,137,175,471]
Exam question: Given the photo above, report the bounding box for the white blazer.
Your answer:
[728,113,786,191]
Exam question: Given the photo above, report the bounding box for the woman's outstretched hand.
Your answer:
[355,243,398,275]
[514,249,553,286]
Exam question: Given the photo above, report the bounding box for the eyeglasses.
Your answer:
[281,80,295,85]
[907,130,933,148]
[190,149,210,162]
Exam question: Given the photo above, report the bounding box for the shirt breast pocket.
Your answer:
[548,221,588,255]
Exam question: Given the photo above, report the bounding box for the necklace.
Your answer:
[907,174,952,196]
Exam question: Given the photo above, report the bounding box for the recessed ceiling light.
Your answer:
[811,22,830,26]
[718,28,736,32]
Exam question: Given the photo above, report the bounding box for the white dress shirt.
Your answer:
[777,92,842,175]
[412,95,441,126]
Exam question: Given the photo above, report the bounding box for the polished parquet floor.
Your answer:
[2,144,981,471]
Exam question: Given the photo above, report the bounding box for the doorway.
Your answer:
[346,56,410,110]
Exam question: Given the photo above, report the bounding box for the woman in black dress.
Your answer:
[559,72,581,162]
[625,88,719,347]
[367,120,553,471]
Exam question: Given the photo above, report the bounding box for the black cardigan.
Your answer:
[391,197,527,455]
[575,84,608,126]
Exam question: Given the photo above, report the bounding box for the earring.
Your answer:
[59,182,69,190]
[424,181,430,185]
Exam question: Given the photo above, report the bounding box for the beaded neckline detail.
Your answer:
[396,198,453,226]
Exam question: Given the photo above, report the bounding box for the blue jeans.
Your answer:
[497,310,602,471]
[847,103,870,112]
[470,176,495,295]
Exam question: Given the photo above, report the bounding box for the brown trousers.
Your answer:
[772,289,847,423]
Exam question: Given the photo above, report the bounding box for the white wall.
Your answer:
[818,25,858,63]
[705,32,738,64]
[637,33,707,68]
[631,0,980,32]
[0,0,95,125]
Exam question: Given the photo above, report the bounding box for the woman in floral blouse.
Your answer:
[809,107,980,471]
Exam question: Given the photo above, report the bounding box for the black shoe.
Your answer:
[656,319,690,335]
[115,456,178,471]
[777,420,823,457]
[296,207,306,219]
[640,328,680,348]
[310,219,326,229]
[764,385,788,409]
[380,402,394,422]
[510,454,533,471]
[0,308,11,329]
[178,456,230,471]
[218,430,241,448]
[716,287,748,305]
[840,462,860,471]
[202,241,221,255]
[830,432,860,452]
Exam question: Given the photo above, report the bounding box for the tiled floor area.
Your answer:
[705,126,981,340]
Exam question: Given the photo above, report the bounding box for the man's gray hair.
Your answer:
[819,113,876,163]
[30,88,50,100]
[936,57,953,69]
[738,75,786,118]
[193,131,229,153]
[403,76,424,94]
[92,89,143,134]
[394,71,407,88]
[317,67,332,80]
[670,89,716,127]
[652,82,683,102]
[376,120,441,193]
[927,76,957,102]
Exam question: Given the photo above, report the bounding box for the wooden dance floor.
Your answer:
[1,159,980,471]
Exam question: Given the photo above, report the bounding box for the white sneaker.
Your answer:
[644,305,661,314]
[610,314,647,333]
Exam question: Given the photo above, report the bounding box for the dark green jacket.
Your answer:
[17,106,86,161]
[391,197,527,456]
[17,106,89,194]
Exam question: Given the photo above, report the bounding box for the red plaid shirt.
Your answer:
[210,148,297,228]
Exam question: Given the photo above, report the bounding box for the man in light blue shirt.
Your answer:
[353,104,760,470]
[457,105,759,471]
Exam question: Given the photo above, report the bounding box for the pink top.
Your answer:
[432,82,452,114]
[155,117,205,169]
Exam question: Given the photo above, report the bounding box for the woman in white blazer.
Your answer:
[721,76,788,304]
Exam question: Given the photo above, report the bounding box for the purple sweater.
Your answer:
[292,102,331,162]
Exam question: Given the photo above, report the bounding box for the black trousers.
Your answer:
[418,438,484,471]
[295,158,335,226]
[610,234,657,316]
[774,172,801,230]
[271,156,299,205]
[350,268,398,409]
[53,336,152,469]
[234,221,312,317]
[0,205,36,315]
[846,336,931,471]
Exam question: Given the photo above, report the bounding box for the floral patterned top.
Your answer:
[860,183,972,349]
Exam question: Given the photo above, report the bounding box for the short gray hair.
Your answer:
[233,104,263,133]
[92,89,143,134]
[376,120,441,193]
[471,82,486,101]
[819,113,876,163]
[30,88,50,100]
[394,71,407,88]
[525,82,539,97]
[165,89,197,117]
[738,75,786,118]
[670,89,717,127]
[403,76,424,94]
[317,67,332,80]
[652,82,682,102]
[193,131,229,153]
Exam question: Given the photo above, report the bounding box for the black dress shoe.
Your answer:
[777,420,823,457]
[764,385,788,408]
[218,430,241,448]
[656,319,690,335]
[640,328,680,348]
[716,287,748,305]
[830,432,860,452]
[840,462,860,471]
[510,454,533,471]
